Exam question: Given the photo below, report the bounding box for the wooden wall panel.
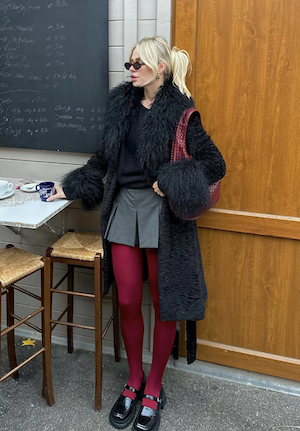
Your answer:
[197,229,300,358]
[195,0,300,217]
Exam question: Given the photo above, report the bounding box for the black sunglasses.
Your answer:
[124,62,145,70]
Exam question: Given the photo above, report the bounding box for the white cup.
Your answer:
[0,180,13,196]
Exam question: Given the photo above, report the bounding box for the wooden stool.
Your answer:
[0,245,54,406]
[46,230,120,410]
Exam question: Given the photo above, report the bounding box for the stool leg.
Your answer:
[46,250,54,334]
[94,255,102,410]
[41,259,55,406]
[6,285,19,380]
[43,253,54,399]
[112,281,120,363]
[49,257,54,331]
[0,287,2,380]
[67,265,74,354]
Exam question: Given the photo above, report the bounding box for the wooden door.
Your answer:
[173,0,300,381]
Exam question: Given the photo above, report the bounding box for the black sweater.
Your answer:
[117,103,149,188]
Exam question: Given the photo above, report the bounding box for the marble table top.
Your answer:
[0,178,71,229]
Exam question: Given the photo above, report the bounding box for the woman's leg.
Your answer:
[144,248,176,409]
[111,243,144,399]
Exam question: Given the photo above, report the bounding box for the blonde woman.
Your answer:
[49,36,226,431]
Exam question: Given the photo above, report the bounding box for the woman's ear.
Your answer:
[158,61,167,74]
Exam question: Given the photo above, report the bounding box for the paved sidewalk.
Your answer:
[1,338,300,431]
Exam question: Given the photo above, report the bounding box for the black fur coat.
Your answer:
[62,79,226,363]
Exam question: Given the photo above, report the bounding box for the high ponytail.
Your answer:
[131,36,192,98]
[170,47,192,98]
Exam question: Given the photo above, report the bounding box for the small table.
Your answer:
[0,178,71,234]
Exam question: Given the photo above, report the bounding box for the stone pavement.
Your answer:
[1,338,300,431]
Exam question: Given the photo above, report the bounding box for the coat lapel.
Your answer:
[137,79,193,181]
[102,82,141,170]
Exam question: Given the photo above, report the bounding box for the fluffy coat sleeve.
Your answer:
[62,142,107,210]
[157,113,226,219]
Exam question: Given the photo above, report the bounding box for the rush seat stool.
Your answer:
[46,230,120,410]
[0,245,54,406]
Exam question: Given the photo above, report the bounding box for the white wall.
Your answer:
[0,0,172,355]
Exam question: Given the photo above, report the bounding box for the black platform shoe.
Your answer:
[109,374,146,429]
[132,386,166,431]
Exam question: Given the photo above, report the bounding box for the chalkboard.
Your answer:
[0,0,108,153]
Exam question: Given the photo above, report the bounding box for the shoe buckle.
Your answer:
[143,393,162,404]
[124,383,137,394]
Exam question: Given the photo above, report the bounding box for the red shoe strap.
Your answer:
[142,394,161,410]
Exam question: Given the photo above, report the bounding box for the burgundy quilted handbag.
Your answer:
[170,107,221,220]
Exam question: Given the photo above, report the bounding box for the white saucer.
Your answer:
[20,183,38,193]
[0,189,14,200]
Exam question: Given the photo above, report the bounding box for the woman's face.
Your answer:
[129,48,153,87]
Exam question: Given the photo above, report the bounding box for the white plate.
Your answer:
[0,189,14,199]
[20,183,38,192]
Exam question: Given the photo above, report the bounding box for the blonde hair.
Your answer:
[130,36,192,98]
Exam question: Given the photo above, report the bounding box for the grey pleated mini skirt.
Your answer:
[104,187,163,248]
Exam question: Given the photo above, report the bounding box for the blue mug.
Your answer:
[36,182,55,202]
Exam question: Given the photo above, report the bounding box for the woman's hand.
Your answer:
[47,184,67,202]
[152,181,165,197]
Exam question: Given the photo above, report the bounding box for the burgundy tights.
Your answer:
[111,243,176,408]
